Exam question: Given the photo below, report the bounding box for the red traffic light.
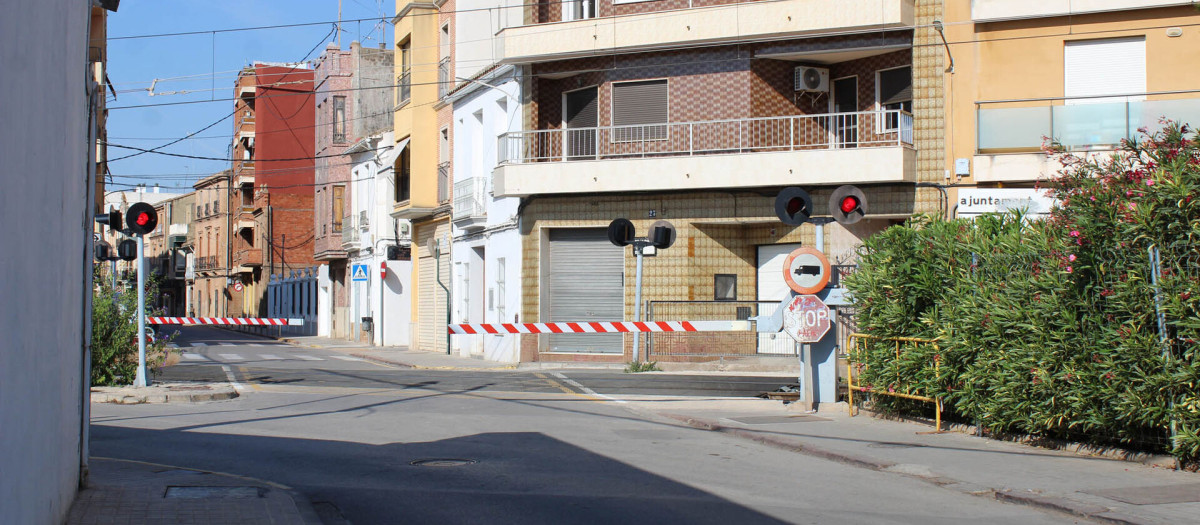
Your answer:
[839,195,860,214]
[125,202,158,235]
[135,212,151,226]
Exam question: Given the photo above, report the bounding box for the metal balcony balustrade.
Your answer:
[452,177,487,225]
[976,91,1200,153]
[437,162,451,204]
[437,58,451,99]
[196,256,220,270]
[397,72,411,106]
[497,110,913,164]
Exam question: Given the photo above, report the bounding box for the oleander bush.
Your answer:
[846,122,1200,462]
[91,270,172,386]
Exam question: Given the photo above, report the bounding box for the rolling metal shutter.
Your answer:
[612,80,668,126]
[416,222,451,352]
[565,88,598,128]
[757,244,801,355]
[1064,37,1145,102]
[546,228,623,353]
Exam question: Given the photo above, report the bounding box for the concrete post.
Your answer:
[134,234,147,387]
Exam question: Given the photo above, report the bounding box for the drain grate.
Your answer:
[410,458,477,467]
[164,486,264,499]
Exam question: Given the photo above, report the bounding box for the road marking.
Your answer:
[218,342,236,346]
[218,353,244,361]
[332,356,363,361]
[237,366,262,392]
[191,342,207,347]
[181,353,206,361]
[220,365,244,392]
[294,355,323,361]
[551,372,626,404]
[533,372,579,396]
[259,354,283,360]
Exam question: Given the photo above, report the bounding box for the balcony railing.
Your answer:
[196,256,220,270]
[453,177,487,225]
[234,249,262,268]
[437,162,451,204]
[976,92,1200,153]
[498,110,912,164]
[437,58,451,99]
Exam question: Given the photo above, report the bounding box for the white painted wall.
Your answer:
[451,71,522,362]
[317,265,332,337]
[0,1,91,523]
[455,0,524,80]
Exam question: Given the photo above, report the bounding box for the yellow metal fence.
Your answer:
[846,333,944,432]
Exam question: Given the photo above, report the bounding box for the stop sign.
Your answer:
[782,294,831,343]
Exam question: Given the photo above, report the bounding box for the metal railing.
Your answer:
[498,110,913,164]
[452,177,486,221]
[437,162,450,204]
[342,214,360,246]
[847,333,945,432]
[975,91,1200,153]
[196,256,219,270]
[437,58,451,99]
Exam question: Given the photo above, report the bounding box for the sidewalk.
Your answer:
[298,338,1199,524]
[67,457,324,525]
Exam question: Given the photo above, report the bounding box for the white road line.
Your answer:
[332,356,363,361]
[294,355,323,361]
[181,353,206,361]
[221,365,244,392]
[260,354,283,360]
[190,342,207,347]
[218,342,236,346]
[218,353,244,361]
[551,372,626,404]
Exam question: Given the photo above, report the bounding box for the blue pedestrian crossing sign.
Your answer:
[351,264,369,282]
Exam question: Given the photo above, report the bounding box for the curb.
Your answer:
[649,411,1138,523]
[90,457,324,525]
[90,384,240,404]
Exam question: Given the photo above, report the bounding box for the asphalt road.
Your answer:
[89,327,1078,524]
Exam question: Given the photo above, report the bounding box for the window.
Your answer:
[213,200,219,214]
[204,203,210,216]
[714,274,737,301]
[612,80,668,142]
[332,96,346,143]
[876,66,911,132]
[565,0,594,21]
[395,146,411,203]
[1064,37,1145,103]
[398,39,412,105]
[438,25,451,98]
[496,257,506,321]
[332,186,345,233]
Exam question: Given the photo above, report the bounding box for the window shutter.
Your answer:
[878,67,911,106]
[612,80,668,126]
[1064,37,1145,101]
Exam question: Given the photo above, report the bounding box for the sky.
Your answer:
[105,0,394,194]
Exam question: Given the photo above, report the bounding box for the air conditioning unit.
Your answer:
[359,210,369,229]
[794,66,829,92]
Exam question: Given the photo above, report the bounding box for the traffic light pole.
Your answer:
[631,242,646,364]
[135,234,148,388]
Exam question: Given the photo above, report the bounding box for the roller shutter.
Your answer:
[416,221,451,352]
[546,228,623,353]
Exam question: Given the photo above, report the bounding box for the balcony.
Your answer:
[493,110,914,197]
[437,162,451,205]
[437,58,451,99]
[196,256,220,271]
[234,249,262,271]
[974,93,1200,182]
[234,164,254,187]
[452,177,487,231]
[496,0,913,64]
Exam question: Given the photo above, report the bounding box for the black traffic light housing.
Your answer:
[95,209,123,235]
[774,187,813,225]
[94,240,112,262]
[649,220,676,249]
[607,218,635,247]
[125,202,158,236]
[829,185,867,225]
[117,239,137,261]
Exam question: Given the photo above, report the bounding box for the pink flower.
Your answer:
[1127,202,1137,211]
[1090,196,1096,201]
[1146,179,1155,186]
[1066,266,1074,273]
[1069,230,1080,237]
[1068,254,1077,262]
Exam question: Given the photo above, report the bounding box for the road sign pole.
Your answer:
[134,234,147,388]
[631,243,645,363]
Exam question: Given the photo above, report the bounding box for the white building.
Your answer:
[340,131,412,346]
[449,67,522,362]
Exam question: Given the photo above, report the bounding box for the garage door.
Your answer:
[757,243,801,355]
[416,221,450,353]
[545,228,623,353]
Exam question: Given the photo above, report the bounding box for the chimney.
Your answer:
[379,42,386,50]
[153,183,160,193]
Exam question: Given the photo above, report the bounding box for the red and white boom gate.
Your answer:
[148,317,305,326]
[448,321,750,335]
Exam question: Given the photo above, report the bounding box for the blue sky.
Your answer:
[105,1,393,194]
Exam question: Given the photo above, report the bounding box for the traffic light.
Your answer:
[649,220,676,249]
[125,202,158,236]
[829,185,867,225]
[95,209,122,235]
[774,187,812,225]
[117,239,137,261]
[607,218,635,247]
[94,240,112,261]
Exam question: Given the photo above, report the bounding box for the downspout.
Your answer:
[436,241,450,355]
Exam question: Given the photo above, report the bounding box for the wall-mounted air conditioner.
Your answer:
[794,66,829,92]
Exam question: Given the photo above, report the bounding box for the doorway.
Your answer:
[832,76,858,148]
[564,86,598,159]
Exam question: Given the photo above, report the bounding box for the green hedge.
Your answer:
[846,123,1200,461]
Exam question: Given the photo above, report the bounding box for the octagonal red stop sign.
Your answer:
[782,294,831,343]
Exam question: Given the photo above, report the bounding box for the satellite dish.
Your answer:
[426,235,440,257]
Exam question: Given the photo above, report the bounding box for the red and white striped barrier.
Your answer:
[448,320,750,335]
[147,317,304,326]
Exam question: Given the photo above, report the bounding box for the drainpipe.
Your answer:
[436,238,450,354]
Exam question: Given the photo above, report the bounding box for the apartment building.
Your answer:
[230,63,317,317]
[944,0,1200,214]
[490,0,946,363]
[313,41,396,339]
[147,192,195,317]
[392,0,456,353]
[191,172,232,317]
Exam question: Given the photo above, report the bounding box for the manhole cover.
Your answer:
[411,458,477,467]
[164,486,264,499]
[867,442,927,449]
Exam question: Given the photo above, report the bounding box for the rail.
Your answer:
[846,333,944,432]
[498,110,912,164]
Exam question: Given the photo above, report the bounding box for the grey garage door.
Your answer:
[545,228,624,353]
